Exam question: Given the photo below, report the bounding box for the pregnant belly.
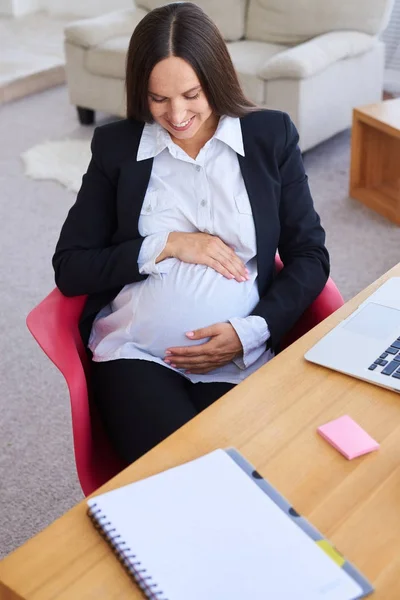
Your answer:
[113,260,259,358]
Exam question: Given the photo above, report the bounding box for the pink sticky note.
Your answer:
[317,415,379,460]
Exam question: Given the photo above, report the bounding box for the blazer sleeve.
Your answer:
[251,113,330,347]
[52,128,147,297]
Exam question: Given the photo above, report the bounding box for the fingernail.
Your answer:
[186,371,191,374]
[165,350,171,355]
[186,332,194,337]
[164,359,171,364]
[241,276,246,282]
[171,363,177,368]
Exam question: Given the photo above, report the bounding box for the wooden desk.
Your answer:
[2,264,400,599]
[350,98,400,224]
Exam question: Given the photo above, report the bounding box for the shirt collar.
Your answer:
[136,115,245,161]
[214,115,245,157]
[136,121,170,161]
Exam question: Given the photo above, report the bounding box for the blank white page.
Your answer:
[88,450,363,600]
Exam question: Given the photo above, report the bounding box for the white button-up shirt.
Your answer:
[89,116,273,384]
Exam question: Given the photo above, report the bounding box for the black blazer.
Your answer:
[53,110,329,351]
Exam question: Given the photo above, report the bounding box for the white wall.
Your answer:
[0,0,13,15]
[381,0,400,94]
[0,0,40,16]
[0,0,131,16]
[44,0,132,17]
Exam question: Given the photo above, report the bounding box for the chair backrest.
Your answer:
[26,268,343,495]
[245,0,394,45]
[26,288,124,497]
[136,0,247,42]
[274,256,344,350]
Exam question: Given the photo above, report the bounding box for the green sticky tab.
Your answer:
[316,540,345,567]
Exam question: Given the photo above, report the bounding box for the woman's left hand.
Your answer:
[164,323,243,374]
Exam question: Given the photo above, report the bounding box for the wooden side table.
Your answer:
[350,98,400,224]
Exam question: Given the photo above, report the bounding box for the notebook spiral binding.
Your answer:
[88,503,168,600]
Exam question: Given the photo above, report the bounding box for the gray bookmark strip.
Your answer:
[225,448,374,599]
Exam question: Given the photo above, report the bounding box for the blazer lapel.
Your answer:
[238,118,280,294]
[113,120,154,242]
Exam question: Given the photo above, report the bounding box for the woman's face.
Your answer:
[148,56,215,141]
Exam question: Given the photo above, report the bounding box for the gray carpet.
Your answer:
[0,85,399,560]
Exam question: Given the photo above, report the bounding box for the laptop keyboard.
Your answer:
[368,337,400,379]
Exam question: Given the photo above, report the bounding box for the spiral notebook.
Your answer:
[87,448,373,600]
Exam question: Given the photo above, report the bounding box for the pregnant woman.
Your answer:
[53,2,330,464]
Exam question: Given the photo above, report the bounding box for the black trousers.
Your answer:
[91,359,235,465]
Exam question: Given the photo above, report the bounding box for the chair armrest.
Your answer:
[65,7,148,48]
[258,31,377,80]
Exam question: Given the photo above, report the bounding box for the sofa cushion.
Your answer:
[259,31,377,80]
[65,8,148,48]
[227,41,287,104]
[86,35,129,79]
[85,36,287,101]
[137,0,247,41]
[246,0,393,45]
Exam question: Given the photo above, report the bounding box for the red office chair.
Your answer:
[275,256,344,349]
[26,259,343,496]
[26,289,124,497]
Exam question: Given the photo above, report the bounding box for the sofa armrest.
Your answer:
[65,7,148,48]
[258,31,378,80]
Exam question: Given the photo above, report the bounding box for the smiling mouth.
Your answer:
[167,116,195,131]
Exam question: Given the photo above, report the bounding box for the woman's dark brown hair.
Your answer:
[125,2,257,121]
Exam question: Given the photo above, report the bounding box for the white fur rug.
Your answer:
[21,139,91,192]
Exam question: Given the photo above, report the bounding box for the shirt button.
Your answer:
[200,199,207,207]
[145,204,152,211]
[204,228,211,234]
[196,165,201,172]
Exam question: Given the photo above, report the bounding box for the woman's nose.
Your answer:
[167,102,187,124]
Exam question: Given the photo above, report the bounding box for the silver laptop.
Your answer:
[305,277,400,393]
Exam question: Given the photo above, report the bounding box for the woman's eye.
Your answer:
[150,92,200,103]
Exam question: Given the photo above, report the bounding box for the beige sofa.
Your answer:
[64,0,393,151]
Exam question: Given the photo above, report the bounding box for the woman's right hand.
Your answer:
[156,232,249,282]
